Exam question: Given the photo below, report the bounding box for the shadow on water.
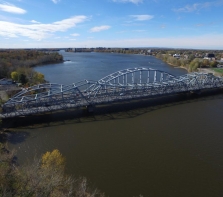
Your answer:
[0,130,30,144]
[2,88,223,130]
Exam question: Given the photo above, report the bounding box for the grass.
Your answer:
[212,68,223,73]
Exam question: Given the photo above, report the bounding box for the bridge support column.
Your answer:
[86,104,94,113]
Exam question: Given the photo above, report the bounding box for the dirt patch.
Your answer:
[197,68,222,76]
[0,91,8,101]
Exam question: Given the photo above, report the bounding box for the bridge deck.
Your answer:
[1,68,223,118]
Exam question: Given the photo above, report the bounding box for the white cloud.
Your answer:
[30,20,40,24]
[130,15,154,21]
[173,1,223,13]
[90,25,111,32]
[3,34,223,49]
[132,29,146,32]
[70,33,80,36]
[0,15,88,40]
[0,2,26,14]
[51,0,60,4]
[113,0,143,4]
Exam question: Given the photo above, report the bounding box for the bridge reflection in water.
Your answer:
[1,67,223,118]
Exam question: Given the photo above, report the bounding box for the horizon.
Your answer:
[0,0,223,50]
[1,47,223,51]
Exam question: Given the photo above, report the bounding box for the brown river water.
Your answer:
[5,52,223,196]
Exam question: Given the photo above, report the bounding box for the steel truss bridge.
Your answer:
[1,67,223,118]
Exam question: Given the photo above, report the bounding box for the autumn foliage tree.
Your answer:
[0,146,105,197]
[41,149,65,171]
[11,71,19,81]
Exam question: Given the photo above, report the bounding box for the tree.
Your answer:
[0,147,105,197]
[202,59,209,67]
[11,71,19,81]
[34,72,45,83]
[41,149,65,172]
[18,73,27,84]
[210,61,218,68]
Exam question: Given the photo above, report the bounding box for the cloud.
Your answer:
[70,33,80,36]
[130,15,154,21]
[195,24,204,27]
[173,1,223,13]
[0,2,26,14]
[90,25,111,32]
[112,0,143,4]
[51,0,60,4]
[30,20,40,24]
[4,33,223,49]
[0,15,88,40]
[160,24,166,29]
[132,29,146,32]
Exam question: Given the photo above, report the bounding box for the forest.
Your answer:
[0,49,63,85]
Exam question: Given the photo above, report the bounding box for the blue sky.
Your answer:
[0,0,223,49]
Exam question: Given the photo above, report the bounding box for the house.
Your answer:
[173,54,180,58]
[204,53,215,61]
[0,78,13,85]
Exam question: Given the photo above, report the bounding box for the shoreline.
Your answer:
[30,60,64,68]
[155,57,189,72]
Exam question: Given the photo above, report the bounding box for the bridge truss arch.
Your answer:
[1,68,223,118]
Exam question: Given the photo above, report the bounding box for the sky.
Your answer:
[0,0,223,49]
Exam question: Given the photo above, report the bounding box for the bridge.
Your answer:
[1,67,223,118]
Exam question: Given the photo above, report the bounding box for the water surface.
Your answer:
[8,52,223,197]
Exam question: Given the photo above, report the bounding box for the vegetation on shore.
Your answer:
[0,142,105,197]
[155,52,219,72]
[0,49,63,85]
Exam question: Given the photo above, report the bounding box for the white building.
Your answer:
[173,54,180,58]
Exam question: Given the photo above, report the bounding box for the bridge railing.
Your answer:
[1,68,223,118]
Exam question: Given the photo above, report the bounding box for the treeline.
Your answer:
[0,144,105,197]
[94,48,147,54]
[0,50,63,85]
[156,52,219,72]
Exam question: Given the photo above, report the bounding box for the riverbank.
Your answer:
[165,62,189,72]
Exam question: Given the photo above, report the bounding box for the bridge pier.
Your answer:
[86,104,95,113]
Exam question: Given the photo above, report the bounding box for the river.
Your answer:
[7,52,223,197]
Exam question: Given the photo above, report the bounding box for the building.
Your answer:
[204,53,215,61]
[173,54,181,59]
[0,78,13,85]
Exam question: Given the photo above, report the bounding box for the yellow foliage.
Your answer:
[36,72,44,81]
[11,71,19,81]
[33,72,45,83]
[41,149,65,171]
